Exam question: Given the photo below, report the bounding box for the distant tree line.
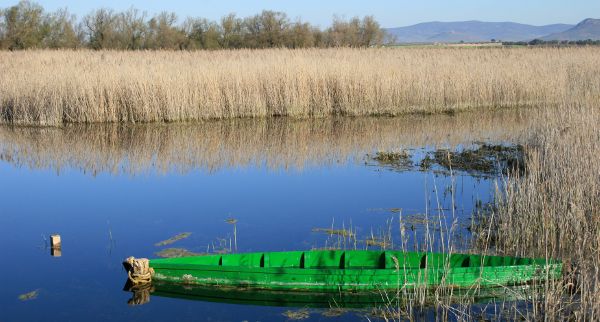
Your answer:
[0,1,386,50]
[503,39,600,46]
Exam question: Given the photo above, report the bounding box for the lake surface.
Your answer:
[0,111,534,321]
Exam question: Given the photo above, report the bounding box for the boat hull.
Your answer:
[148,250,562,292]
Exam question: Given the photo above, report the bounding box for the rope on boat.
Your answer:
[123,257,154,284]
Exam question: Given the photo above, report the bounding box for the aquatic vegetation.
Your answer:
[419,154,434,171]
[282,308,310,320]
[400,213,443,227]
[154,233,192,247]
[155,248,204,258]
[321,307,349,317]
[2,48,600,125]
[432,143,524,176]
[225,218,238,252]
[18,289,39,301]
[210,237,232,254]
[373,143,524,177]
[368,151,413,171]
[312,227,355,238]
[364,237,391,249]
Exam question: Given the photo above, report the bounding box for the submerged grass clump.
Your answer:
[370,143,524,177]
[364,237,391,249]
[312,227,355,238]
[1,47,600,125]
[18,289,39,301]
[155,248,204,258]
[369,151,413,170]
[432,144,524,176]
[154,233,192,247]
[282,308,311,320]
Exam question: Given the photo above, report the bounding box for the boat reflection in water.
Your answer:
[123,280,544,309]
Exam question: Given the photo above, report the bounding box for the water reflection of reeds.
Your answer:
[0,110,538,175]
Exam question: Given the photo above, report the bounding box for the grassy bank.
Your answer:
[1,47,599,125]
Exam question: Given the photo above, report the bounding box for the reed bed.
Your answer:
[0,109,533,174]
[488,105,600,320]
[367,103,600,320]
[1,47,600,125]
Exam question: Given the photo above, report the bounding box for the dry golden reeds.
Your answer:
[488,105,600,320]
[1,47,599,125]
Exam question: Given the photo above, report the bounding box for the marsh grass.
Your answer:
[367,143,524,179]
[484,105,600,321]
[431,144,524,177]
[1,47,599,125]
[372,106,599,321]
[225,218,238,252]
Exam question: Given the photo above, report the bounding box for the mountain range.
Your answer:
[541,18,600,41]
[385,19,600,43]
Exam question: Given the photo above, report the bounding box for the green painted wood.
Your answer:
[148,250,562,292]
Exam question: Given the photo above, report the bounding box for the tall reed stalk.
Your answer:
[489,105,600,320]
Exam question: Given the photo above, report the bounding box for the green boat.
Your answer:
[124,250,562,292]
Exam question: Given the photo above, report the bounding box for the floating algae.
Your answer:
[18,289,39,301]
[282,308,310,320]
[365,237,391,248]
[312,227,355,238]
[155,248,204,258]
[321,308,350,317]
[155,232,192,247]
[429,143,524,176]
[367,151,413,171]
[401,213,444,226]
[369,144,524,177]
[225,218,238,224]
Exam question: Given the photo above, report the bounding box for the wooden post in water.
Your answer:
[50,234,61,257]
[51,247,62,257]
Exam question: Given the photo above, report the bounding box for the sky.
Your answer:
[0,0,598,28]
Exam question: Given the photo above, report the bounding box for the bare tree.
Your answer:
[1,0,45,49]
[0,2,386,50]
[220,13,243,48]
[115,8,147,50]
[360,16,384,46]
[243,10,289,48]
[146,11,186,49]
[82,8,116,49]
[183,17,221,49]
[43,8,81,48]
[285,21,316,48]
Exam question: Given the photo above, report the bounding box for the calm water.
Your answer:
[0,111,533,321]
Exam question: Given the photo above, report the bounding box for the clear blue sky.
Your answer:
[1,0,598,27]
